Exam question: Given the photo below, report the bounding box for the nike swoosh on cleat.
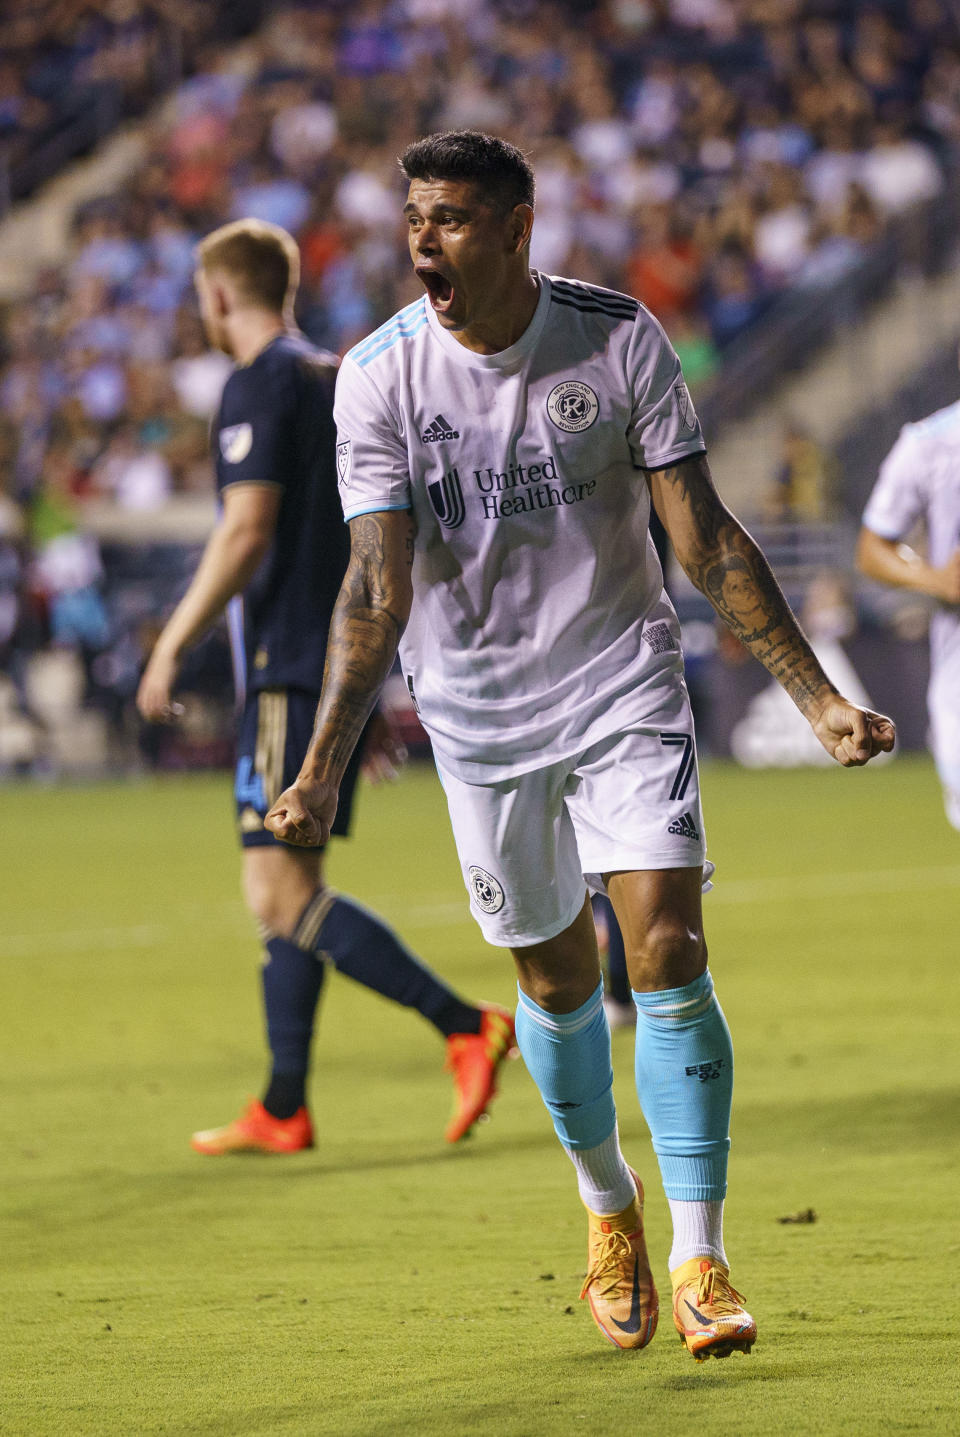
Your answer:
[611,1257,644,1334]
[684,1298,717,1326]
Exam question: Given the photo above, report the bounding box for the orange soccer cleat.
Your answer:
[190,1099,314,1155]
[671,1257,757,1361]
[444,1004,517,1143]
[580,1169,659,1350]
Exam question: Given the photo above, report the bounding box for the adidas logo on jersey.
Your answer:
[422,414,460,443]
[667,811,700,840]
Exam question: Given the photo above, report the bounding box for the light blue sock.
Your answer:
[516,981,634,1213]
[633,970,732,1201]
[515,981,618,1151]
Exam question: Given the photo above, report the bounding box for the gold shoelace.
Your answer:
[695,1264,746,1314]
[579,1230,634,1300]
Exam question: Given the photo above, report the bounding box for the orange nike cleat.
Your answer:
[444,1004,517,1143]
[190,1099,314,1155]
[671,1257,756,1361]
[580,1169,659,1350]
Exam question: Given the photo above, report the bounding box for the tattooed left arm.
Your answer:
[647,454,895,766]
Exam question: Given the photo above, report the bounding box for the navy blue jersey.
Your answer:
[214,332,348,698]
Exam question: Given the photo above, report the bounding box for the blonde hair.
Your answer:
[196,219,300,312]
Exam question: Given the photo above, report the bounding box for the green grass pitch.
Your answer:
[2,756,959,1436]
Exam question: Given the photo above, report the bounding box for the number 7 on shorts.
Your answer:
[660,732,695,801]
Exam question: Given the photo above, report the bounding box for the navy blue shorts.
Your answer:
[234,687,363,849]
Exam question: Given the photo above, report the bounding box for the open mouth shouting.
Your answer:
[416,265,456,315]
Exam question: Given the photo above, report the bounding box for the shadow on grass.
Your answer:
[8,1084,955,1241]
[4,1126,563,1238]
[738,1083,958,1156]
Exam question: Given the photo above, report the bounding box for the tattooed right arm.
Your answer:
[303,508,415,784]
[647,454,837,717]
[646,453,895,767]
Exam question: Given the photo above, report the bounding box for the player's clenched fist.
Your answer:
[264,779,340,847]
[811,699,896,767]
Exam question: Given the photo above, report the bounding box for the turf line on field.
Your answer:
[707,862,960,903]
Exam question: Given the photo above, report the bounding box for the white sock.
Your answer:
[667,1198,727,1270]
[565,1127,636,1215]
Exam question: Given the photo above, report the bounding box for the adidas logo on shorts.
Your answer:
[667,811,700,841]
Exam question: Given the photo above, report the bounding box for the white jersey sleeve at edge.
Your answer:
[861,425,928,539]
[333,356,411,520]
[626,308,706,469]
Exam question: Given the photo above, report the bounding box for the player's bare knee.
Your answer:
[628,917,706,991]
[513,954,600,1014]
[522,972,592,1013]
[242,866,284,934]
[241,855,316,940]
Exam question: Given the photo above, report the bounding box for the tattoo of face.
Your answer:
[655,457,834,716]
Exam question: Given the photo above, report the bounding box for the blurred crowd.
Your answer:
[0,0,265,203]
[0,0,958,769]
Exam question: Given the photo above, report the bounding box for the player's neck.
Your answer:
[229,310,290,366]
[452,271,540,356]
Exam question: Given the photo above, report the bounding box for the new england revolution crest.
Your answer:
[546,380,599,433]
[468,865,505,914]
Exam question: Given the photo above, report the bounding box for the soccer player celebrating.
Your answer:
[857,386,960,829]
[137,219,515,1156]
[264,133,894,1359]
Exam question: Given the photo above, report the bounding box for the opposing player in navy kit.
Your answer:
[137,218,515,1155]
[857,393,960,829]
[264,134,894,1358]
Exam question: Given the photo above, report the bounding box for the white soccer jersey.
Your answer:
[334,273,705,781]
[862,400,960,778]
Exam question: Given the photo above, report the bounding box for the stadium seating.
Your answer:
[1,0,956,770]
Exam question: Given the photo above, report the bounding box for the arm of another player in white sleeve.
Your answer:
[856,528,960,602]
[625,308,707,471]
[856,425,960,602]
[333,356,412,519]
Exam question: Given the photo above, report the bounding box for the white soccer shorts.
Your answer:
[929,682,960,830]
[437,702,710,948]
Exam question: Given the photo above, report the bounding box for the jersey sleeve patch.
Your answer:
[336,440,352,488]
[220,423,254,464]
[672,379,697,433]
[627,312,705,466]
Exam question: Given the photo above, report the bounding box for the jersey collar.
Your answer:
[424,271,551,369]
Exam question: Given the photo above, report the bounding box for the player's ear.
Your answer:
[214,276,233,319]
[510,204,534,254]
